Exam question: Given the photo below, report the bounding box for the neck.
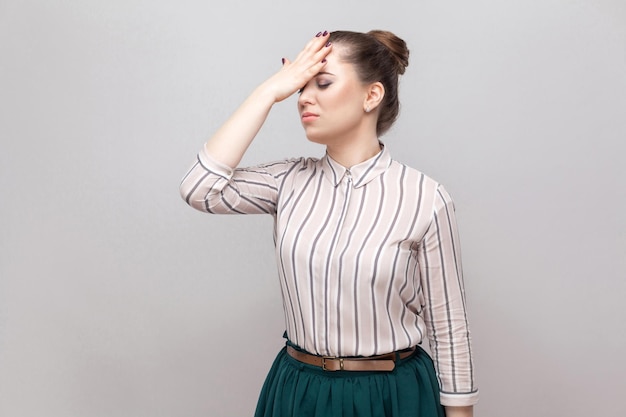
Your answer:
[326,135,381,168]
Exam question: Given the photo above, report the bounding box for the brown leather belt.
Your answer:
[286,345,416,372]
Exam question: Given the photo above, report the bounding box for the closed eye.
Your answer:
[298,81,332,95]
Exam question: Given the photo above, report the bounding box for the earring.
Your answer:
[365,106,371,113]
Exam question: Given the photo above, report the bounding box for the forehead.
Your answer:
[321,45,356,76]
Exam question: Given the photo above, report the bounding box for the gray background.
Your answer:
[1,0,625,416]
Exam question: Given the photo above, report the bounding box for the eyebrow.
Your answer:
[316,71,335,76]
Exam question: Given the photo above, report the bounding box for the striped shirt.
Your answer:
[180,144,478,406]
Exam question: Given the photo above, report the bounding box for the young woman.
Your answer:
[180,30,478,417]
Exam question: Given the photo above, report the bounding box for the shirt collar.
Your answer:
[322,144,392,188]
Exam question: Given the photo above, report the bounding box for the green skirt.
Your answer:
[254,342,445,417]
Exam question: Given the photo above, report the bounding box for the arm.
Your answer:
[180,32,333,214]
[418,185,479,407]
[203,32,333,168]
[180,152,301,215]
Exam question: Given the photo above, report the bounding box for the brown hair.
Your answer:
[329,30,409,137]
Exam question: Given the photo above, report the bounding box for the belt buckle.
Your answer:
[321,356,344,371]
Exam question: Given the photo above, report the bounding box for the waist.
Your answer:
[286,345,416,372]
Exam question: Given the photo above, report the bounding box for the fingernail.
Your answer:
[325,41,331,47]
[321,58,327,63]
[322,31,328,36]
[282,58,285,64]
[316,32,322,37]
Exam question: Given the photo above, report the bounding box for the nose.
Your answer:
[297,82,315,108]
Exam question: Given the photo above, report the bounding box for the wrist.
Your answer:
[444,405,473,417]
[254,79,284,105]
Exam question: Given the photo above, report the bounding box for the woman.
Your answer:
[180,30,478,417]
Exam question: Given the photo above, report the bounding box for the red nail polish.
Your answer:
[322,58,327,63]
[316,32,322,37]
[322,31,328,36]
[325,41,331,47]
[282,58,285,64]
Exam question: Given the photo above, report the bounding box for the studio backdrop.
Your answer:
[1,1,624,416]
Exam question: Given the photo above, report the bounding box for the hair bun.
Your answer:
[368,30,409,75]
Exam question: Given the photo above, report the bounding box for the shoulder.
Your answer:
[388,159,441,191]
[241,156,320,174]
[388,159,456,210]
[237,157,324,187]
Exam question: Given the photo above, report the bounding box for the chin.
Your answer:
[306,136,327,145]
[303,130,330,145]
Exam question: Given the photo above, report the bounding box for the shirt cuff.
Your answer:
[440,390,479,407]
[198,145,235,178]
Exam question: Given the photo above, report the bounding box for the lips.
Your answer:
[301,112,319,123]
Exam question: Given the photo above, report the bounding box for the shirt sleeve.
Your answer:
[418,185,479,407]
[179,146,298,215]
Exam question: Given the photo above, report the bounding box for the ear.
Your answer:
[364,82,385,113]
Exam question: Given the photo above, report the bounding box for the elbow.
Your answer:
[179,181,191,205]
[179,179,192,205]
[179,180,224,213]
[179,180,205,212]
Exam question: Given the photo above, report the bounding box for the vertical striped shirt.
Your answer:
[180,144,478,406]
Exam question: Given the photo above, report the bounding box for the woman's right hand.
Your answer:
[200,31,333,168]
[262,31,333,103]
